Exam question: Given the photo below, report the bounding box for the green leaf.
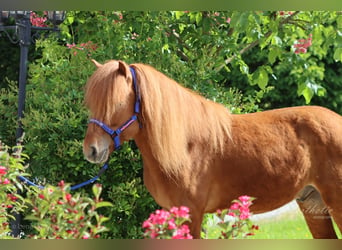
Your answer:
[337,15,342,29]
[333,48,342,62]
[95,201,114,209]
[297,80,326,104]
[195,12,202,25]
[24,215,41,221]
[175,11,184,20]
[299,85,314,104]
[202,17,211,34]
[92,184,102,201]
[268,47,281,64]
[66,16,74,25]
[252,68,269,89]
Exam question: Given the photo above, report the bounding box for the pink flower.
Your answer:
[149,230,158,239]
[293,35,313,54]
[167,218,177,230]
[142,220,152,229]
[2,178,10,185]
[0,166,7,176]
[229,202,240,210]
[228,212,236,217]
[155,209,170,224]
[238,195,251,203]
[30,12,47,27]
[7,194,17,201]
[170,206,190,219]
[239,195,253,207]
[66,43,76,49]
[172,225,193,239]
[65,193,72,202]
[58,180,65,187]
[239,210,251,220]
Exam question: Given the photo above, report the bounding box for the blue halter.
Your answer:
[89,67,141,150]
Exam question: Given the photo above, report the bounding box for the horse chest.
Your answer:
[143,165,177,209]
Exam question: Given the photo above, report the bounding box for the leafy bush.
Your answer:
[0,141,112,239]
[26,183,112,239]
[0,142,28,238]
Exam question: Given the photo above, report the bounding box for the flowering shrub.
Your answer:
[0,141,112,239]
[26,183,112,239]
[216,195,258,239]
[142,206,193,239]
[0,142,27,238]
[30,11,48,27]
[142,196,258,239]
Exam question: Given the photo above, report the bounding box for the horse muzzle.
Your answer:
[84,144,110,164]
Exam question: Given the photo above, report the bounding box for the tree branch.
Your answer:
[171,30,190,62]
[214,11,301,73]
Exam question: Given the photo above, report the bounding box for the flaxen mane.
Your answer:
[131,63,232,176]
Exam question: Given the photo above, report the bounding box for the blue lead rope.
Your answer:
[18,162,109,191]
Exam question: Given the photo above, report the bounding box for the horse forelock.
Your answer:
[85,60,131,123]
[132,63,232,177]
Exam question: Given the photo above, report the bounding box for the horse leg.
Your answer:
[189,211,204,239]
[317,185,342,238]
[296,185,337,239]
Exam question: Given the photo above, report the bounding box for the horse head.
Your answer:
[83,60,140,163]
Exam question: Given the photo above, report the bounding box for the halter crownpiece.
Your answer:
[89,66,141,150]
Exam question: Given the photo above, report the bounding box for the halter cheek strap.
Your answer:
[89,66,141,150]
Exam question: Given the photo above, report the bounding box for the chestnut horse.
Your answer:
[83,59,342,239]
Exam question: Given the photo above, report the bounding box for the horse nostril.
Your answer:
[90,146,97,158]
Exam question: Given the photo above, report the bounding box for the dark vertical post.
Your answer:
[10,12,31,238]
[15,13,31,141]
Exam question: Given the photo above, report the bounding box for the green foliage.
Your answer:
[0,142,112,239]
[0,81,19,145]
[26,182,112,239]
[0,143,28,238]
[0,11,340,239]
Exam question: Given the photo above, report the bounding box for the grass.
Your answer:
[202,202,341,239]
[249,212,312,239]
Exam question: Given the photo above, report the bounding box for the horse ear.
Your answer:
[118,60,130,79]
[91,59,103,68]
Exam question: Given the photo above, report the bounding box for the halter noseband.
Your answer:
[89,67,141,150]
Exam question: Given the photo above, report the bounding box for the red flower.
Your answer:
[252,224,259,230]
[65,193,72,202]
[293,35,313,54]
[7,194,18,201]
[30,12,47,27]
[0,166,7,176]
[58,180,65,187]
[38,194,45,199]
[172,225,193,239]
[2,178,10,185]
[170,206,190,219]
